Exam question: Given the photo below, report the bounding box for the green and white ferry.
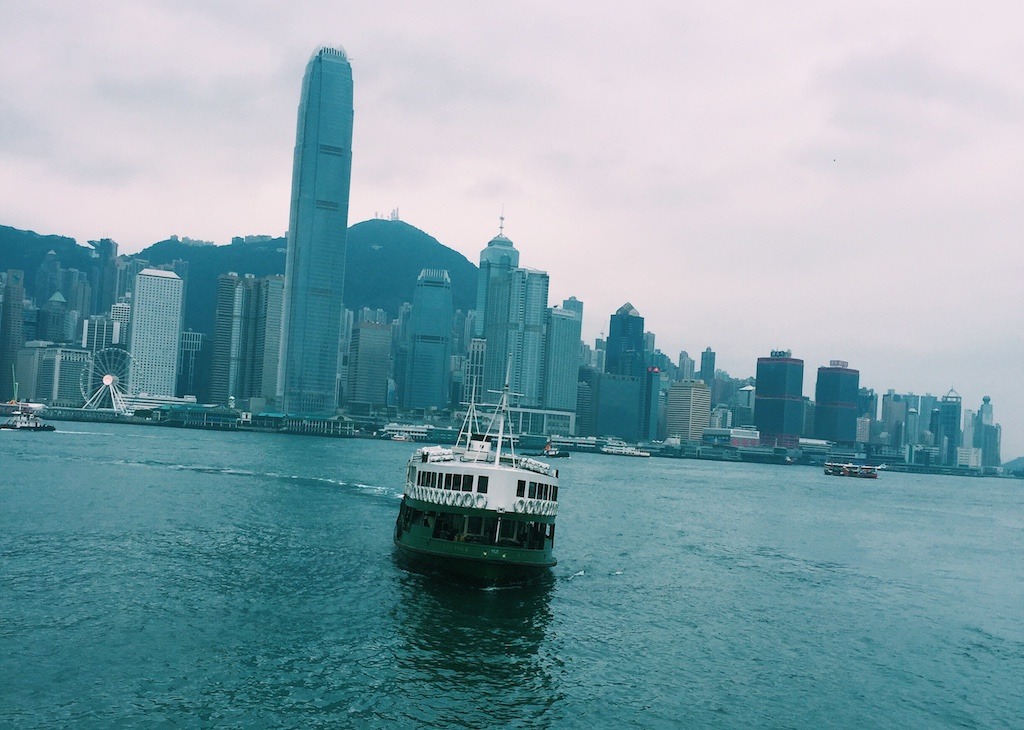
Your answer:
[393,383,560,583]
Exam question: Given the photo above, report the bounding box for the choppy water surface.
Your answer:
[2,423,1022,727]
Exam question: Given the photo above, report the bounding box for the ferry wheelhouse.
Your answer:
[393,383,560,583]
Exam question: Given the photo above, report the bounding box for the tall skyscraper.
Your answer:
[813,360,860,444]
[754,350,804,448]
[403,269,453,411]
[474,223,520,338]
[542,306,582,412]
[605,303,645,378]
[481,259,549,406]
[347,321,391,409]
[699,347,716,388]
[936,389,963,465]
[212,273,285,406]
[177,330,207,399]
[0,270,25,400]
[129,269,183,397]
[974,396,1001,467]
[281,46,354,415]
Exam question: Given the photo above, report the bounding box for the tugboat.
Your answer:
[393,379,560,583]
[1,403,56,432]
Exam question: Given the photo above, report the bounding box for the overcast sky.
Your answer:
[2,2,1022,458]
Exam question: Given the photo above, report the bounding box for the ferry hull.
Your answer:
[393,539,555,584]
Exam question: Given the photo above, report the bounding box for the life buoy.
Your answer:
[461,493,472,507]
[527,500,537,514]
[475,494,486,508]
[514,499,525,513]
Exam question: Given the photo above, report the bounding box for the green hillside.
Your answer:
[1,219,478,335]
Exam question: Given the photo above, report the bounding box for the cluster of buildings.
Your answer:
[0,45,1007,470]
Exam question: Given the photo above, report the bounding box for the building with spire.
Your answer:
[280,46,354,415]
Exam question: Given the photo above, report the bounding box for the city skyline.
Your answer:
[0,4,1020,456]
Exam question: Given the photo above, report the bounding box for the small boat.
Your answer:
[1,403,56,432]
[393,379,560,584]
[524,441,570,459]
[600,439,651,457]
[824,462,879,479]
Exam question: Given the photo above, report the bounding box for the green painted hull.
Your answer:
[394,497,556,584]
[393,540,554,584]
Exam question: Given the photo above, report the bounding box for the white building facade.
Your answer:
[129,269,183,398]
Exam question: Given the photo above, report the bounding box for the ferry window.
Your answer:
[528,482,537,499]
[445,473,453,489]
[540,484,549,500]
[477,476,489,494]
[498,520,517,540]
[466,516,484,536]
[552,486,558,501]
[517,480,525,497]
[461,474,473,492]
[430,472,437,488]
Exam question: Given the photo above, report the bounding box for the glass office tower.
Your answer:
[281,47,354,414]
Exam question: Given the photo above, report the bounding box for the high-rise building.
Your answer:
[605,303,645,378]
[666,379,711,441]
[677,351,695,381]
[89,238,119,316]
[754,350,804,448]
[34,346,91,406]
[474,224,520,338]
[347,321,391,410]
[81,314,121,352]
[542,306,582,412]
[211,273,285,406]
[129,269,183,398]
[594,373,643,442]
[38,292,70,343]
[813,360,859,444]
[177,330,207,399]
[699,347,716,388]
[280,46,354,415]
[462,338,486,404]
[936,389,963,465]
[481,262,549,406]
[0,270,26,400]
[403,269,453,411]
[974,396,1001,467]
[561,296,584,321]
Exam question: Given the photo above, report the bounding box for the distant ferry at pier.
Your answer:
[393,382,559,583]
[600,439,651,458]
[824,462,880,479]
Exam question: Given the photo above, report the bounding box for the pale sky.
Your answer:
[2,2,1022,458]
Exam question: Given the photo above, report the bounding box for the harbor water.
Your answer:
[2,423,1022,727]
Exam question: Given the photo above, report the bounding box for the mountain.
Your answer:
[1002,455,1024,473]
[1,219,479,335]
[0,225,99,293]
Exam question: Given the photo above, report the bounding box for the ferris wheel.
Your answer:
[80,347,133,415]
